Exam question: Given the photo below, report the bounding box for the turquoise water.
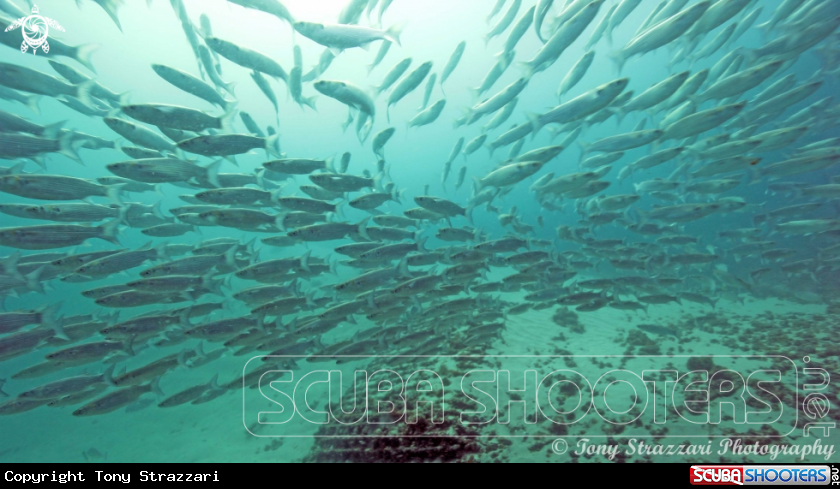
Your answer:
[0,0,839,463]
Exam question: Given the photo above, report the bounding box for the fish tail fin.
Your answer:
[99,219,122,245]
[24,94,41,114]
[115,91,133,110]
[397,256,410,279]
[224,81,237,98]
[204,159,223,188]
[304,291,316,308]
[154,240,171,262]
[208,373,222,391]
[99,0,124,32]
[291,278,303,298]
[150,376,164,398]
[222,97,237,112]
[223,245,238,269]
[300,250,312,273]
[73,43,99,74]
[1,252,21,282]
[115,204,129,226]
[516,61,534,80]
[754,20,773,39]
[633,206,648,226]
[103,364,116,386]
[149,200,165,219]
[416,236,429,253]
[57,131,81,164]
[75,79,96,111]
[42,121,67,140]
[526,112,542,137]
[269,188,284,206]
[203,272,224,296]
[685,94,704,108]
[740,48,758,70]
[105,183,125,204]
[323,154,338,173]
[373,165,390,192]
[614,108,628,126]
[177,307,193,330]
[385,22,406,46]
[7,162,25,175]
[471,176,483,195]
[265,134,281,158]
[42,302,68,340]
[24,266,45,295]
[357,216,371,241]
[608,51,626,75]
[123,335,136,357]
[392,186,404,204]
[274,214,287,232]
[304,95,318,112]
[577,140,590,165]
[220,104,238,132]
[484,142,496,157]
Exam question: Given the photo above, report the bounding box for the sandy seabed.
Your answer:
[1,295,837,463]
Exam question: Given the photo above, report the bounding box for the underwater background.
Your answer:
[0,0,838,463]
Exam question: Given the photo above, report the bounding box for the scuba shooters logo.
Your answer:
[242,354,819,438]
[690,465,832,485]
[4,5,65,55]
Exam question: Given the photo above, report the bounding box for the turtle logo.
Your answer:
[4,5,64,55]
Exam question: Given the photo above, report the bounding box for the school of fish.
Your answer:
[0,0,839,421]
